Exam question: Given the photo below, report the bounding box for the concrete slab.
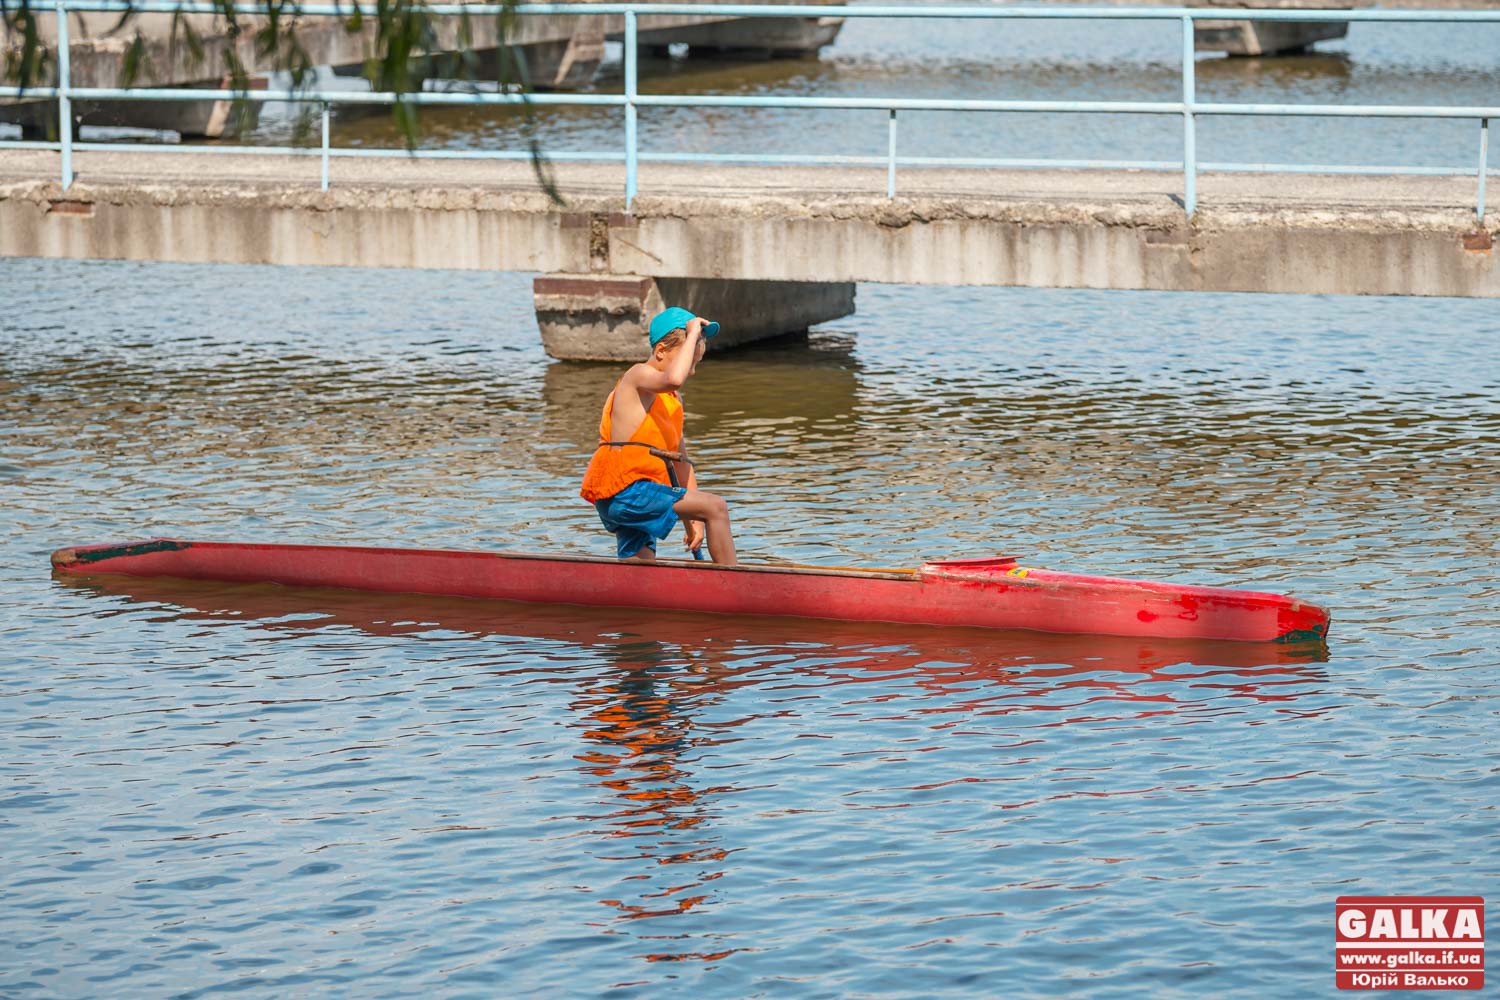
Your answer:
[1195,20,1349,56]
[0,76,266,139]
[0,149,1495,298]
[534,272,855,360]
[633,15,844,56]
[1191,0,1355,55]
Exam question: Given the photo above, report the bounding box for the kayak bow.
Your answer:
[49,538,1331,644]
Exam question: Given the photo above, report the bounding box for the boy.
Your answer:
[580,307,738,566]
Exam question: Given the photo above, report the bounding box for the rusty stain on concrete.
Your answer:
[45,200,95,217]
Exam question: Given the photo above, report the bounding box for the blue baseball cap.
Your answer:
[648,306,719,347]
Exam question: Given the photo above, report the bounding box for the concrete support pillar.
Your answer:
[534,273,856,361]
[1195,19,1348,56]
[504,23,606,90]
[0,75,265,138]
[435,21,605,90]
[0,100,72,141]
[1,99,69,140]
[332,19,605,91]
[632,16,843,57]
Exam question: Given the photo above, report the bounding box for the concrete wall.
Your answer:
[1,153,1495,298]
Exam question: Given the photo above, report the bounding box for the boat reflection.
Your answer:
[56,570,1331,750]
[54,572,1327,678]
[58,573,1329,956]
[570,637,738,935]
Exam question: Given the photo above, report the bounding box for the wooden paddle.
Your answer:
[649,446,706,561]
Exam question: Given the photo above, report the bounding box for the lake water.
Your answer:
[2,258,1497,996]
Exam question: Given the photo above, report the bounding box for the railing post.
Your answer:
[624,9,638,211]
[320,102,330,191]
[55,0,73,190]
[887,109,897,199]
[1181,15,1196,218]
[1479,118,1490,226]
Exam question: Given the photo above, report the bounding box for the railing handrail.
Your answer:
[5,87,1500,121]
[2,2,1494,221]
[18,1,1500,20]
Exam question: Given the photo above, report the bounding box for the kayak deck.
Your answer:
[50,538,1331,644]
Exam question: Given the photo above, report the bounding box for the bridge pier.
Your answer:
[0,76,267,140]
[630,15,844,58]
[1195,19,1348,56]
[329,22,607,92]
[533,273,856,361]
[1194,0,1353,56]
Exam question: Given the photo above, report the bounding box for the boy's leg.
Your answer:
[672,490,737,566]
[616,526,657,563]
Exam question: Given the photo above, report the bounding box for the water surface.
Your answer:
[1,259,1498,996]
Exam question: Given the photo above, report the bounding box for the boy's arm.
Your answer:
[611,342,697,435]
[623,323,704,393]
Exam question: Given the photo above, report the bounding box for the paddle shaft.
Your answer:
[657,450,707,562]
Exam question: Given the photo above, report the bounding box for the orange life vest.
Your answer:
[579,385,684,502]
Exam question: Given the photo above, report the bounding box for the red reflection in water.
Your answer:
[569,640,739,928]
[61,574,1329,958]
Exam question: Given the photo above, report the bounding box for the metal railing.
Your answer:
[2,2,1497,220]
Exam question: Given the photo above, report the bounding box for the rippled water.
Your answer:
[2,258,1499,996]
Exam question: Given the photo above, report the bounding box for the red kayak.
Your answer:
[49,538,1330,644]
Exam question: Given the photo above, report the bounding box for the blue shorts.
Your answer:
[594,479,688,559]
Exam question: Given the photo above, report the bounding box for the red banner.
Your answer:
[1336,897,1484,990]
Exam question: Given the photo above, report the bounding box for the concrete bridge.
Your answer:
[7,0,1496,142]
[1,149,1495,358]
[1,0,842,137]
[1097,0,1500,56]
[9,0,1498,140]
